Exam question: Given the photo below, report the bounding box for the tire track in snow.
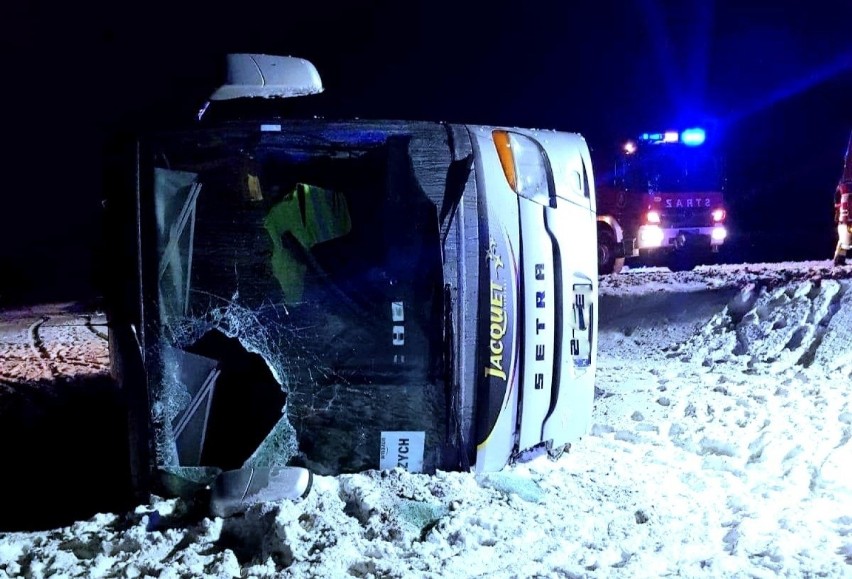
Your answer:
[28,316,58,380]
[84,315,109,342]
[2,314,109,384]
[43,325,106,368]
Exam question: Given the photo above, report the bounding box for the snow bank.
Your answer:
[1,261,851,578]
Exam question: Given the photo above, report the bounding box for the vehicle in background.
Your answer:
[106,54,599,513]
[596,128,729,273]
[833,131,852,266]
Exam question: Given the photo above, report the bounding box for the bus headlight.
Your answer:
[493,130,551,206]
[711,226,727,242]
[639,225,664,247]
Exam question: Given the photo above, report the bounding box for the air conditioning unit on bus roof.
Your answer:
[208,53,324,101]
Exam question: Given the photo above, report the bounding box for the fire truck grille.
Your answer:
[662,210,711,228]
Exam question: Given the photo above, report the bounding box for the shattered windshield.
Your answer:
[149,126,447,476]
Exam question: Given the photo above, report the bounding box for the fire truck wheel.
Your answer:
[668,254,696,272]
[598,228,620,274]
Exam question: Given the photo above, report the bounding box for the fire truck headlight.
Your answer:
[492,130,551,206]
[711,226,727,242]
[646,210,661,224]
[712,208,726,222]
[838,224,852,247]
[640,225,664,247]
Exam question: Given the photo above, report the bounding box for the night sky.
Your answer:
[2,0,852,305]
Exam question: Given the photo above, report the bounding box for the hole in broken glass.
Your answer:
[171,329,288,471]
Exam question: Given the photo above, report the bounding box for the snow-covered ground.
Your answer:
[1,261,851,578]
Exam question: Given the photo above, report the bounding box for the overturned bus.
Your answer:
[107,54,599,512]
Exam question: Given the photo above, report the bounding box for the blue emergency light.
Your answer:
[680,127,706,146]
[638,127,706,146]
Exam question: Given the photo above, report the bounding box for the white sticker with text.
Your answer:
[380,431,425,472]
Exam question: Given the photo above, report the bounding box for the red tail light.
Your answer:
[712,208,726,222]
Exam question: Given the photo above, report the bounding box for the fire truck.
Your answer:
[596,128,729,273]
[833,131,852,266]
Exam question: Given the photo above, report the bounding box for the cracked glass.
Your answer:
[147,125,449,476]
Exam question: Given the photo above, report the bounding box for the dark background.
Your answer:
[2,0,851,306]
